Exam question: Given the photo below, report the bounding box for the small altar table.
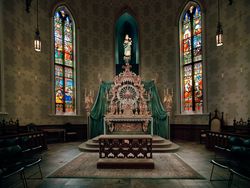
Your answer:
[104,115,153,135]
[97,134,154,169]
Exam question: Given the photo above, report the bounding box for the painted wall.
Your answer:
[0,0,249,126]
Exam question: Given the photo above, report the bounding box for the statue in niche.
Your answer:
[123,34,132,62]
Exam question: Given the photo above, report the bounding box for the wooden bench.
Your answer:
[0,131,47,151]
[206,131,250,150]
[97,134,154,169]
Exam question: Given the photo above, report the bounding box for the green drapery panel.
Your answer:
[143,80,169,138]
[90,80,169,139]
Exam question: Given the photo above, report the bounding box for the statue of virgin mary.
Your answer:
[123,34,132,62]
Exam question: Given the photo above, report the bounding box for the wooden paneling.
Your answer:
[19,124,87,143]
[170,124,208,141]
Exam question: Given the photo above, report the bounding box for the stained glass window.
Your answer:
[54,6,76,115]
[180,2,203,114]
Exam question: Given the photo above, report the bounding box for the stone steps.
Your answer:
[78,135,180,153]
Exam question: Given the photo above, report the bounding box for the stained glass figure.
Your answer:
[55,77,64,104]
[54,6,76,115]
[55,65,63,77]
[194,63,202,112]
[65,78,74,112]
[184,65,193,112]
[64,16,73,67]
[184,52,191,64]
[65,67,73,78]
[193,46,202,62]
[181,2,203,113]
[54,12,63,65]
[64,41,73,67]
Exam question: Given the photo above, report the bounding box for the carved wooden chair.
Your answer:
[200,109,224,144]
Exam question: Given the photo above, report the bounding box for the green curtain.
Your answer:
[143,80,169,139]
[90,81,112,138]
[90,80,169,139]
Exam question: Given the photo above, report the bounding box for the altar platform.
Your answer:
[78,135,179,153]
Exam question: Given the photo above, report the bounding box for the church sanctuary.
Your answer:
[1,0,250,187]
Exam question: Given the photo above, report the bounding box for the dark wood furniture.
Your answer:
[0,118,20,136]
[0,131,47,151]
[97,135,154,169]
[233,118,250,135]
[170,124,208,141]
[206,117,250,150]
[200,110,224,144]
[64,123,78,141]
[32,124,86,143]
[42,128,66,142]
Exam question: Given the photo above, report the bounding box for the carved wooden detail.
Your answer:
[104,63,152,134]
[99,135,152,159]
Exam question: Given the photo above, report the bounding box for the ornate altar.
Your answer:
[104,63,153,135]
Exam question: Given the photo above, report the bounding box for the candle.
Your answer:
[167,88,169,95]
[85,88,86,98]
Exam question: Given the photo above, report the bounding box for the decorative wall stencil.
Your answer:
[0,0,249,127]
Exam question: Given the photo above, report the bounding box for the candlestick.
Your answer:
[221,73,224,79]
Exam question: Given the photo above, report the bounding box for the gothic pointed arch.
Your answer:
[179,1,206,114]
[115,10,139,75]
[53,5,77,115]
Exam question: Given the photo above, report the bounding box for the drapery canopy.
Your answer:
[89,80,169,139]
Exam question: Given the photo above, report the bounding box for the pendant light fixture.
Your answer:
[216,0,223,46]
[34,0,41,52]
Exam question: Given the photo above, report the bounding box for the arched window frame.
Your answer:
[178,1,207,115]
[115,10,139,75]
[52,5,78,116]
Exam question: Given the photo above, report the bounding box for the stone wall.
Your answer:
[0,0,249,126]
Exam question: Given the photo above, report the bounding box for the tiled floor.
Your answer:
[2,140,249,188]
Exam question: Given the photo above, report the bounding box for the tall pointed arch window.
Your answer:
[180,2,203,114]
[53,6,76,115]
[115,12,139,75]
